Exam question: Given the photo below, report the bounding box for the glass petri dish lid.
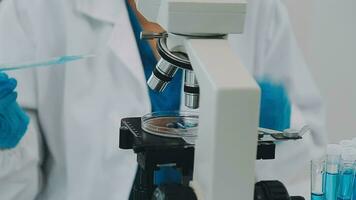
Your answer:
[141,111,199,140]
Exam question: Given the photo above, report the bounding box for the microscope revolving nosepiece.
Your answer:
[141,111,198,143]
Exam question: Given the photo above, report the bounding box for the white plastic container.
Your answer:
[340,140,355,149]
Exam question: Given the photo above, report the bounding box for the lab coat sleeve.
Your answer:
[0,1,42,199]
[0,111,43,200]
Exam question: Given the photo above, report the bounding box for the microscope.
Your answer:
[119,1,306,199]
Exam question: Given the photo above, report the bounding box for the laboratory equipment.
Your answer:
[119,112,306,200]
[120,113,195,200]
[144,33,202,109]
[151,181,302,200]
[141,111,198,144]
[0,54,95,72]
[138,1,259,198]
[120,0,306,199]
[325,144,342,200]
[337,148,356,200]
[311,159,325,200]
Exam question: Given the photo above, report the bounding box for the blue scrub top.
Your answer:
[126,2,183,113]
[126,1,183,185]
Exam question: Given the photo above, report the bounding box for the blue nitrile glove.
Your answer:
[258,79,291,131]
[0,73,29,149]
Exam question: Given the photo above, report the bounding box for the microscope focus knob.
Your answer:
[151,184,197,200]
[254,181,291,200]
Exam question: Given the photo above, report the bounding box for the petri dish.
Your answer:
[141,111,199,140]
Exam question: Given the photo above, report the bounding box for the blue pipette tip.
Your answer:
[56,54,96,64]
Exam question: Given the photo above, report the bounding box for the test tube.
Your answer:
[345,139,356,200]
[311,158,326,200]
[337,148,356,200]
[325,144,342,200]
[352,160,356,200]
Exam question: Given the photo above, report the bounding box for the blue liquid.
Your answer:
[353,174,356,200]
[312,193,324,200]
[56,55,84,64]
[337,170,354,200]
[166,120,197,129]
[326,172,339,200]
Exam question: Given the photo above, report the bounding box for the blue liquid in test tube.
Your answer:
[353,180,356,200]
[337,169,353,200]
[352,140,356,200]
[312,193,325,200]
[352,162,356,200]
[337,149,356,200]
[326,172,340,200]
[312,159,326,200]
[325,144,342,200]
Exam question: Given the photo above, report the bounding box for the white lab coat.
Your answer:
[0,0,327,199]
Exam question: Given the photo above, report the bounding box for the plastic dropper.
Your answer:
[0,54,96,72]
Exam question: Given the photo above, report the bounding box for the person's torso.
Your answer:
[28,0,150,199]
[13,0,306,199]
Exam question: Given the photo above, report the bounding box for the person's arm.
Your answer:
[0,109,42,200]
[257,79,291,132]
[254,1,326,197]
[0,73,41,199]
[261,1,327,149]
[127,0,164,59]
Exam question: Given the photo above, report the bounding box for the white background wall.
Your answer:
[284,0,356,143]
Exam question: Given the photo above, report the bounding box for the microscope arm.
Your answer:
[184,39,261,200]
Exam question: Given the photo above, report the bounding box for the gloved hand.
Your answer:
[0,73,29,149]
[258,79,291,131]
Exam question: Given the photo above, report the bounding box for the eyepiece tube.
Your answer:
[147,59,179,92]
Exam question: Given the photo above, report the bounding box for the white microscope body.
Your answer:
[137,1,261,199]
